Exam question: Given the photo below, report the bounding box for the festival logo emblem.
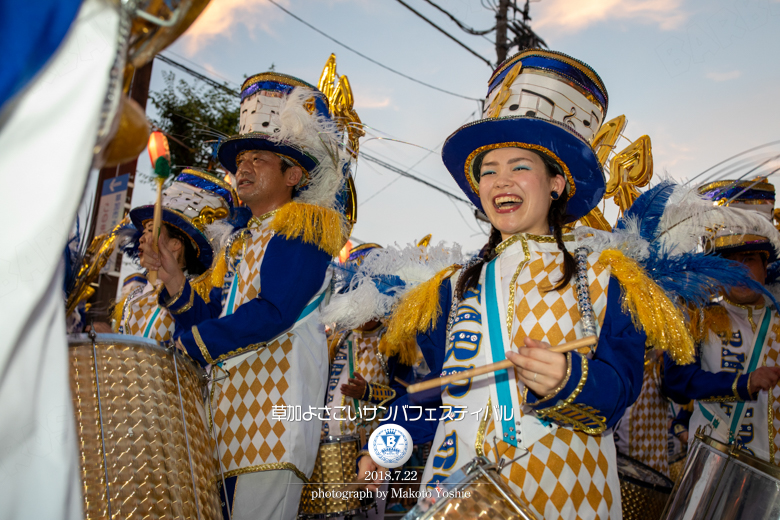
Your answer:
[368,424,413,468]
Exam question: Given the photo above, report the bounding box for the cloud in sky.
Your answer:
[533,0,689,33]
[354,94,392,109]
[706,70,742,82]
[179,0,286,54]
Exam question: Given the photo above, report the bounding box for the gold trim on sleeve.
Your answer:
[192,325,216,365]
[536,354,588,415]
[534,352,573,406]
[732,373,742,400]
[171,287,195,315]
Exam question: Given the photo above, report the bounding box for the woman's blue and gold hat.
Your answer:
[129,168,238,269]
[442,49,609,222]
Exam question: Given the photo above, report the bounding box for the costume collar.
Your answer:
[248,208,279,229]
[722,297,767,333]
[495,232,574,257]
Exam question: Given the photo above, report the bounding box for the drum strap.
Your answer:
[485,258,517,448]
[697,308,771,443]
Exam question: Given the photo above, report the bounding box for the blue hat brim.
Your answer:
[218,133,317,175]
[128,205,213,268]
[442,116,605,223]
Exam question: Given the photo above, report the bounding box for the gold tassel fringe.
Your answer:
[599,249,695,365]
[270,201,348,257]
[380,265,460,366]
[690,304,732,344]
[191,268,215,303]
[110,296,126,333]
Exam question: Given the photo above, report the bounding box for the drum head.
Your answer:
[616,452,673,491]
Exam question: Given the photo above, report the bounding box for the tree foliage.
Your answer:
[148,71,239,173]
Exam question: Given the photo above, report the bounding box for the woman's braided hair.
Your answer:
[455,148,576,299]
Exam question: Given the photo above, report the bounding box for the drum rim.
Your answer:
[616,452,673,492]
[320,435,359,445]
[67,333,203,372]
[695,432,780,481]
[408,456,535,519]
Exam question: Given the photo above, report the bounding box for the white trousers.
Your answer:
[232,470,305,520]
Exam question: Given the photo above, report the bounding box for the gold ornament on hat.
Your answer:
[568,115,654,231]
[606,134,653,217]
[318,54,364,158]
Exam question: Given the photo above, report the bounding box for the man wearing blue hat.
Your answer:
[147,71,355,520]
[665,180,780,463]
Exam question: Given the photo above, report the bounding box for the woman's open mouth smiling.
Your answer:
[493,194,523,213]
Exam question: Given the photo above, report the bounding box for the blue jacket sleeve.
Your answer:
[415,277,452,374]
[662,349,751,403]
[526,276,648,432]
[159,281,223,335]
[178,235,330,365]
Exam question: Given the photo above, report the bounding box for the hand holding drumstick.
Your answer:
[407,335,596,395]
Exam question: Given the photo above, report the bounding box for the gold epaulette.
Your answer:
[328,329,348,364]
[690,304,732,344]
[190,268,216,303]
[270,201,348,257]
[598,249,695,365]
[379,264,461,366]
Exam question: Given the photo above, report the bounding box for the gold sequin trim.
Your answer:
[223,462,309,483]
[495,232,574,256]
[164,280,185,307]
[211,342,268,365]
[248,208,280,228]
[464,142,576,204]
[475,397,492,457]
[241,72,317,93]
[171,287,195,315]
[542,406,606,435]
[536,354,588,415]
[732,373,741,400]
[534,352,573,406]
[723,297,765,333]
[701,395,738,403]
[192,325,216,365]
[489,49,607,104]
[505,235,530,337]
[700,179,775,192]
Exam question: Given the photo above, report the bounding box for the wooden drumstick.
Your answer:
[406,335,597,394]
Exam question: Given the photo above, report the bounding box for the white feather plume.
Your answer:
[271,87,349,210]
[321,241,466,329]
[575,181,780,261]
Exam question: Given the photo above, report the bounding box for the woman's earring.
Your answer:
[550,191,560,201]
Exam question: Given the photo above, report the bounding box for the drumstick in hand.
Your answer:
[407,335,597,394]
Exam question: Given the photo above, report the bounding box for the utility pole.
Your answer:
[495,0,511,64]
[86,62,154,320]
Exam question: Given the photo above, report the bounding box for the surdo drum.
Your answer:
[68,333,222,519]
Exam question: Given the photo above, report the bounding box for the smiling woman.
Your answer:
[358,49,660,520]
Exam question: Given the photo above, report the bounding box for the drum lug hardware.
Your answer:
[491,435,529,474]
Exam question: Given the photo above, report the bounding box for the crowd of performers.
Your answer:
[50,45,780,520]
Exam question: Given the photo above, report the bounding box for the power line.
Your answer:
[155,54,239,96]
[393,0,494,67]
[420,0,495,40]
[266,0,481,102]
[359,151,472,205]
